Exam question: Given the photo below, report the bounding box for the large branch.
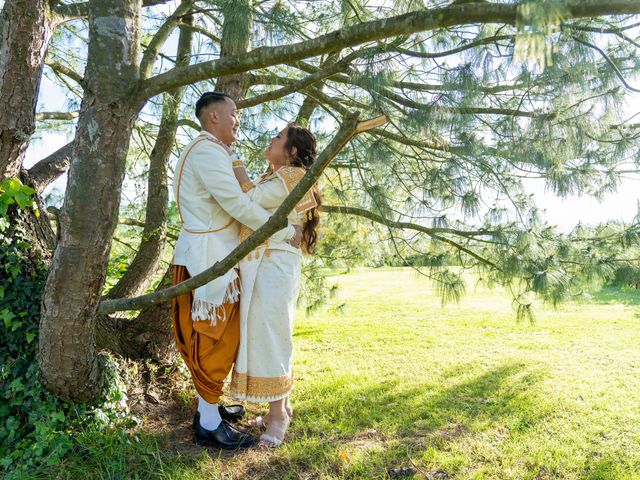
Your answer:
[321,205,501,269]
[98,111,387,314]
[320,205,497,238]
[52,0,174,22]
[136,0,640,100]
[27,141,73,192]
[237,47,378,109]
[35,111,79,121]
[139,0,194,79]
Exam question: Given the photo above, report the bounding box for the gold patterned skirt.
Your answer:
[230,248,301,403]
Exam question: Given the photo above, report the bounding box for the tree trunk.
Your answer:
[39,0,143,403]
[17,170,57,258]
[98,16,194,361]
[97,267,175,362]
[0,0,54,179]
[214,0,253,100]
[106,15,192,302]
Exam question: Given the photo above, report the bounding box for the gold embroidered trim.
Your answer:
[240,181,255,193]
[230,371,293,399]
[176,135,236,234]
[275,166,318,214]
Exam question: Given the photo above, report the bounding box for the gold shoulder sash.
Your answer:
[175,136,235,234]
[275,166,318,214]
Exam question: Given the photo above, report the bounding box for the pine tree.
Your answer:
[1,0,640,401]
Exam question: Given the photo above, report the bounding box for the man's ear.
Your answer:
[208,107,218,125]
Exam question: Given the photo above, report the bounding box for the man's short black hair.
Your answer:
[195,91,233,120]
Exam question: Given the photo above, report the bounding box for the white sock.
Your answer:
[197,395,222,430]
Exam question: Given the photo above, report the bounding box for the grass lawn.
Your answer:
[42,268,640,479]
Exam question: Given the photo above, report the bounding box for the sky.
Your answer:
[21,3,640,233]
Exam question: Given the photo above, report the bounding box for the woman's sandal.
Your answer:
[258,416,290,449]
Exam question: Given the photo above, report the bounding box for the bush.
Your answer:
[0,179,130,478]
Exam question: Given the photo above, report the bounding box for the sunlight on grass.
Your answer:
[50,268,640,479]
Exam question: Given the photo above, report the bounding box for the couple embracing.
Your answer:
[170,92,320,450]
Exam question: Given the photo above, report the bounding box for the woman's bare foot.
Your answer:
[258,412,291,448]
[285,396,293,418]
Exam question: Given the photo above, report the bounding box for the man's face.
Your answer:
[208,97,239,144]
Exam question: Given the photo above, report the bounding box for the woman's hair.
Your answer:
[284,124,321,254]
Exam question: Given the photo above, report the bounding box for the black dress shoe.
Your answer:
[192,404,245,431]
[219,403,246,422]
[194,418,255,450]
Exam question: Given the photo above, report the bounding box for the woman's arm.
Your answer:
[231,156,255,193]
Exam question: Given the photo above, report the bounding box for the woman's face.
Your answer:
[264,127,295,167]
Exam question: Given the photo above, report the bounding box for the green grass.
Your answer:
[40,268,640,479]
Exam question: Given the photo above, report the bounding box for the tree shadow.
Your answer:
[588,286,640,306]
[153,361,551,479]
[292,325,324,338]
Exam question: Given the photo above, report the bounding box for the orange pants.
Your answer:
[171,265,240,404]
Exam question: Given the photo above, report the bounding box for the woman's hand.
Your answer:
[232,158,254,192]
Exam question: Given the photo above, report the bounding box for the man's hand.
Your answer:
[288,225,303,248]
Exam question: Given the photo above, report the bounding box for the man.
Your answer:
[170,91,302,449]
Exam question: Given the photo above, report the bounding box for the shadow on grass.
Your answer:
[589,286,640,306]
[44,362,552,480]
[206,362,549,479]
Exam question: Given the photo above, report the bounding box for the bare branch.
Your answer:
[27,141,73,192]
[393,34,514,58]
[572,35,640,93]
[119,217,179,240]
[35,111,79,121]
[237,47,379,109]
[320,205,497,238]
[45,59,85,86]
[139,0,195,79]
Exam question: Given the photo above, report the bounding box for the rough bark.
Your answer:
[27,141,74,192]
[295,95,320,128]
[214,0,253,100]
[5,170,57,262]
[99,16,194,360]
[39,0,143,402]
[0,0,55,179]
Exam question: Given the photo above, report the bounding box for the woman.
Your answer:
[229,124,321,448]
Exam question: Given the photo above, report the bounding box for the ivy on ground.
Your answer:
[0,178,131,478]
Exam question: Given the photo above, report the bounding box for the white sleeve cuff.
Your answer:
[286,223,296,241]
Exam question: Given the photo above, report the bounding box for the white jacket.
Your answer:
[171,130,295,323]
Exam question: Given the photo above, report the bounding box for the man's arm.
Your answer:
[190,141,295,243]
